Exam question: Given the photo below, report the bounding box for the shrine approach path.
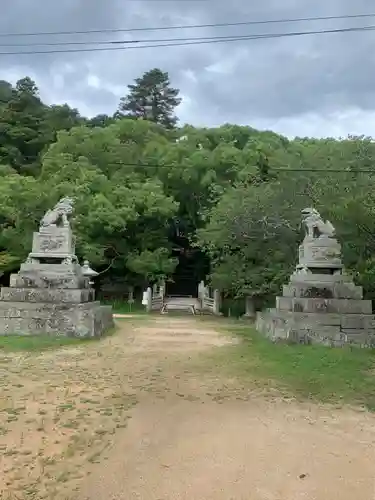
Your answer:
[77,315,375,500]
[3,315,373,499]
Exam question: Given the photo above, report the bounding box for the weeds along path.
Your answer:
[1,316,375,500]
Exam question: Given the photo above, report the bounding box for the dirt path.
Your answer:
[1,316,375,499]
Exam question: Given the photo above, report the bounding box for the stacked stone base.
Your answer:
[0,282,113,338]
[0,293,114,338]
[256,273,375,347]
[256,309,375,347]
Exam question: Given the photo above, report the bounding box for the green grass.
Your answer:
[0,335,87,352]
[0,326,117,353]
[101,299,146,315]
[213,325,375,410]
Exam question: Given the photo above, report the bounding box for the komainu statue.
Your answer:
[301,207,335,239]
[40,197,74,229]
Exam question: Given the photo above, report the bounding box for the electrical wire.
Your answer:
[0,25,375,48]
[0,25,374,55]
[0,12,374,37]
[10,153,375,174]
[27,159,375,174]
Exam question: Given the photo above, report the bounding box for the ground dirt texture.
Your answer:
[1,316,375,499]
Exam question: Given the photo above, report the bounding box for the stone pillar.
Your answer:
[159,283,165,307]
[213,289,222,315]
[243,296,256,319]
[146,287,152,313]
[198,280,205,305]
[128,287,134,305]
[142,290,148,309]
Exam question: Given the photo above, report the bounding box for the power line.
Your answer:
[0,25,374,55]
[30,157,375,174]
[0,12,374,38]
[14,153,375,174]
[1,24,375,48]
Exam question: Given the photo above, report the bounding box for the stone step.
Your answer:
[283,282,363,300]
[256,311,375,347]
[266,309,375,329]
[0,301,113,337]
[160,297,201,315]
[276,296,372,314]
[0,287,94,303]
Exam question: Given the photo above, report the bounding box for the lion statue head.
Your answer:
[54,197,74,215]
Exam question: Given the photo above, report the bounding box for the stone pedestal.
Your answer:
[298,236,342,269]
[213,289,222,315]
[256,214,375,347]
[0,211,113,338]
[243,296,256,319]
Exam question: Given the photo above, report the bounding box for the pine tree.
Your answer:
[117,68,181,128]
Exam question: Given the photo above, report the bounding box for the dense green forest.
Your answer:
[1,68,375,304]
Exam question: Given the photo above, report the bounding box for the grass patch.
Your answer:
[102,299,146,315]
[211,325,375,410]
[0,325,117,352]
[0,335,88,352]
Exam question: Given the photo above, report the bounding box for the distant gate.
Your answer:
[143,280,221,315]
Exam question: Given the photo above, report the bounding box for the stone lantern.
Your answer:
[81,260,98,286]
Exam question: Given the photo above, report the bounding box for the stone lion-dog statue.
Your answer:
[39,197,75,229]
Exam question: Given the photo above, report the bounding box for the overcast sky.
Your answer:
[2,0,375,138]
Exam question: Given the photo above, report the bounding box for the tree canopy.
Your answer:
[0,71,375,302]
[0,77,82,175]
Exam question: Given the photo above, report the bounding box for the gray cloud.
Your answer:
[1,0,375,137]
